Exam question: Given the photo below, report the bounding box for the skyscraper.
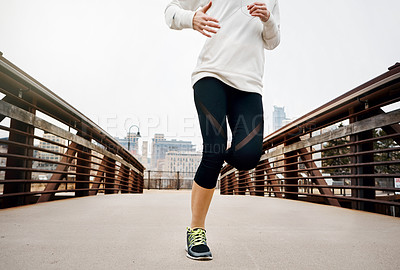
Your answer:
[140,140,149,169]
[273,105,287,131]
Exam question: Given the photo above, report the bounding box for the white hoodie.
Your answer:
[165,0,280,95]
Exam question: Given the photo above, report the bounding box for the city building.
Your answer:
[35,133,67,180]
[140,140,150,169]
[36,133,67,164]
[281,118,293,127]
[150,133,196,170]
[273,105,290,131]
[115,132,140,156]
[163,151,202,173]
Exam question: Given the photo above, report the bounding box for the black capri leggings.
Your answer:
[193,77,264,189]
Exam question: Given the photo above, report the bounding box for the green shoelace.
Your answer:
[187,228,207,247]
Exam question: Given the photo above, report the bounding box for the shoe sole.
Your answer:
[185,245,213,260]
[186,253,213,261]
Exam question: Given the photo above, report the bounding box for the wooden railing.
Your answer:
[0,53,144,208]
[220,62,400,217]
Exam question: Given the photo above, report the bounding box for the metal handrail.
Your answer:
[220,62,400,217]
[0,53,144,208]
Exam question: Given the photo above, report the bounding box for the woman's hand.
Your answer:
[247,2,271,22]
[193,1,220,38]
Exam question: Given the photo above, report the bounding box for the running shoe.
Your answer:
[186,227,213,260]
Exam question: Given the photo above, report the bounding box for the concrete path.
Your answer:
[1,190,400,270]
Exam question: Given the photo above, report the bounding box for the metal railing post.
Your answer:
[284,138,299,200]
[147,170,151,190]
[226,172,234,195]
[254,163,266,196]
[2,99,35,208]
[75,135,91,197]
[104,156,117,194]
[176,171,180,190]
[237,170,247,195]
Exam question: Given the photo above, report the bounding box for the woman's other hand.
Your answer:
[247,2,271,22]
[193,1,220,38]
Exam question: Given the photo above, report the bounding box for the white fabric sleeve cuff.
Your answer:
[180,9,196,29]
[165,5,196,30]
[262,12,278,39]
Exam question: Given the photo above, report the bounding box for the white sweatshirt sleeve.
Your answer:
[164,0,207,30]
[262,0,281,50]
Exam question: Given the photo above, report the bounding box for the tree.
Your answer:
[322,123,351,176]
[373,129,400,174]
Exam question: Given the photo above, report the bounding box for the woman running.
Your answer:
[164,0,280,260]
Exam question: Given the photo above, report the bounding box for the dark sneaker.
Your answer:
[186,227,213,260]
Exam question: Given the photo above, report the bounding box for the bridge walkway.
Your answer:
[1,190,399,269]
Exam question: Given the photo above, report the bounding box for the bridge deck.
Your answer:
[1,190,399,269]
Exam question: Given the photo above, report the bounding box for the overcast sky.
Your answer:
[1,0,399,152]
